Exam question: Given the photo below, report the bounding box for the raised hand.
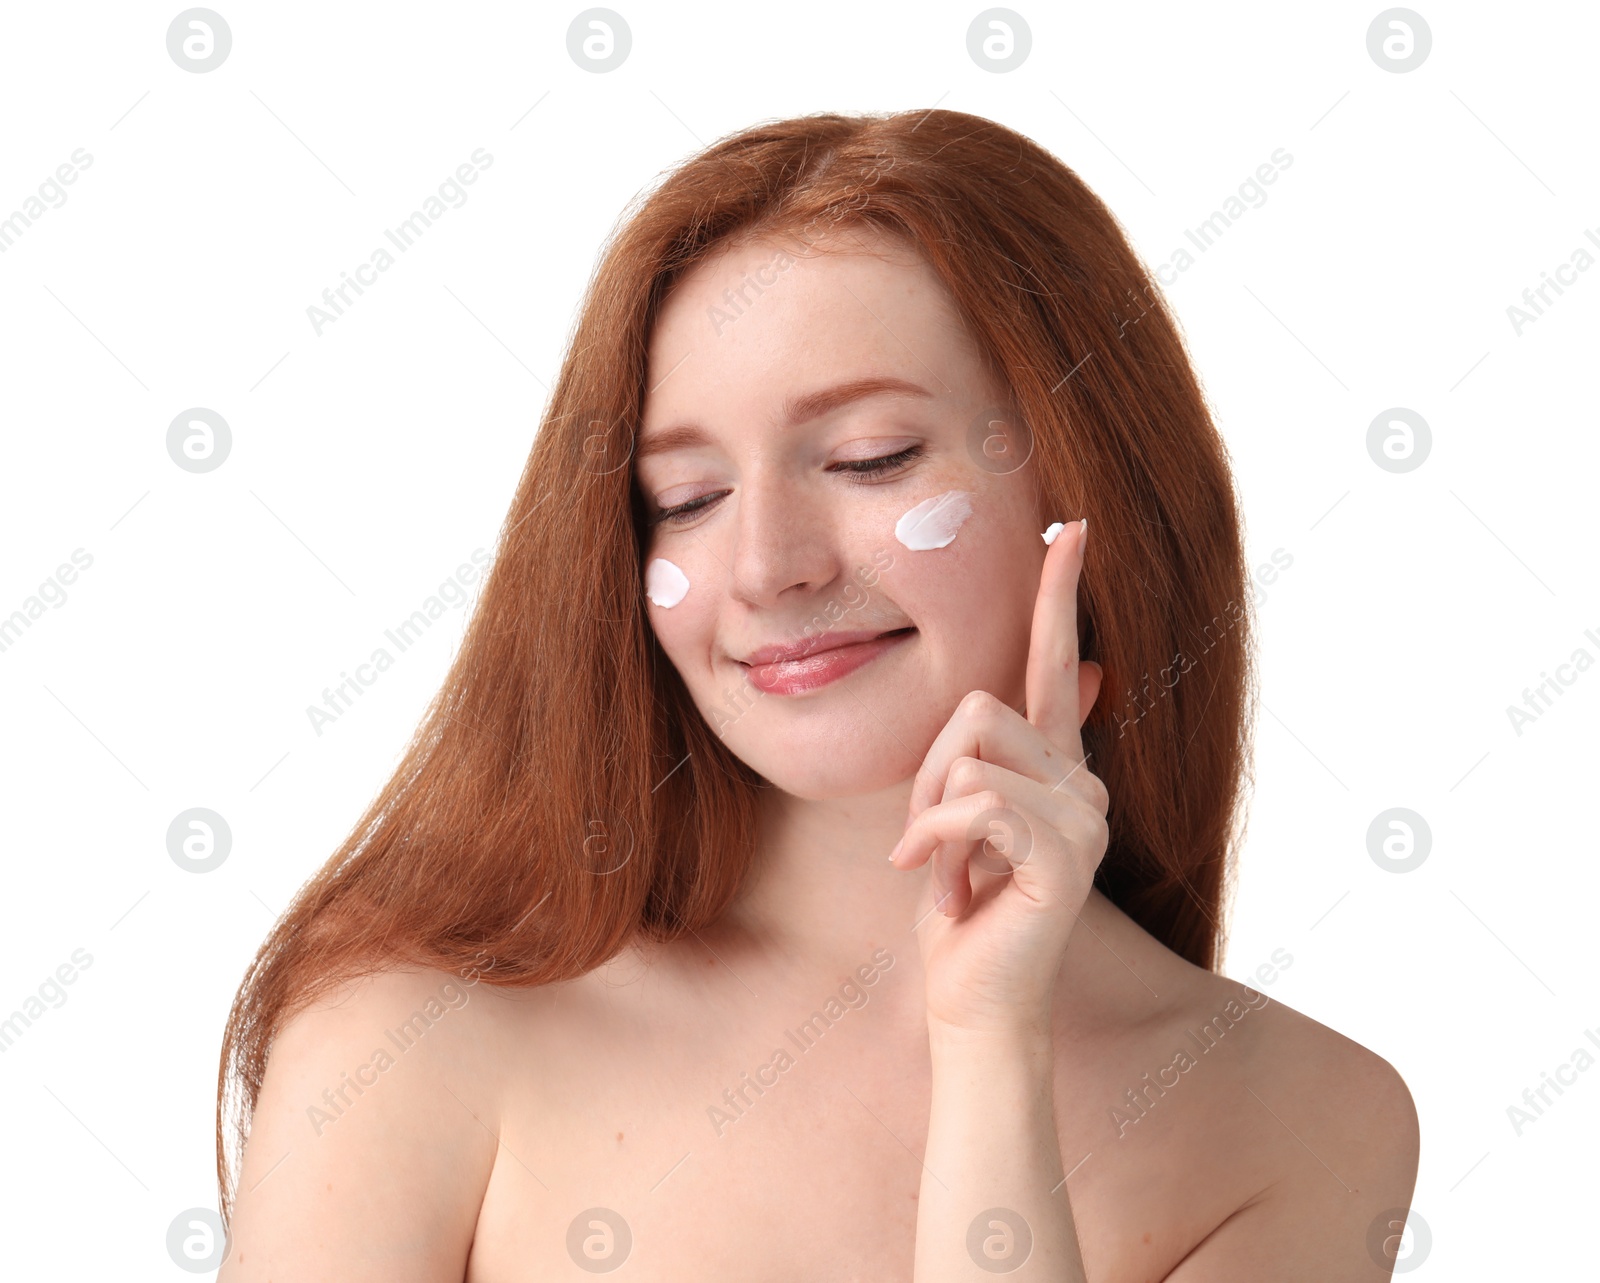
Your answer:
[889,518,1109,1036]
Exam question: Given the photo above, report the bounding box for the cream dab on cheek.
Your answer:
[645,558,690,608]
[895,490,974,551]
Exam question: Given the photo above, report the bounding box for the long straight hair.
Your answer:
[216,107,1256,1222]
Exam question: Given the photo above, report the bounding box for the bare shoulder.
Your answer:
[1188,963,1420,1146]
[1161,963,1421,1279]
[220,964,511,1282]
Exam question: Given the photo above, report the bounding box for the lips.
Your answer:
[738,627,915,696]
[738,627,910,668]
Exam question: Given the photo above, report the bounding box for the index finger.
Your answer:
[1024,517,1088,760]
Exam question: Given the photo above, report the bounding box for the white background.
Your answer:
[1,1,1595,1276]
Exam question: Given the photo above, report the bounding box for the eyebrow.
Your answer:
[634,375,935,462]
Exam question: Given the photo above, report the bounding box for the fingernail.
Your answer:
[1079,517,1089,549]
[888,837,905,864]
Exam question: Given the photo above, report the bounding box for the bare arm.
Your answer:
[893,521,1104,1279]
[217,967,501,1282]
[916,1021,1087,1281]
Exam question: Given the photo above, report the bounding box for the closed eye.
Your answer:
[650,444,925,527]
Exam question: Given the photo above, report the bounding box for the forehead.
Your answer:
[640,226,982,428]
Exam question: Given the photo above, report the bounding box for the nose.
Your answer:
[724,466,842,609]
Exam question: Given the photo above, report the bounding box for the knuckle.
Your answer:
[947,755,987,793]
[958,688,1002,723]
[1078,808,1110,851]
[977,787,1011,815]
[1082,770,1110,813]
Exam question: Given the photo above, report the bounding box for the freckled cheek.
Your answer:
[880,544,982,634]
[878,494,1016,639]
[890,485,980,553]
[643,553,719,662]
[831,482,973,569]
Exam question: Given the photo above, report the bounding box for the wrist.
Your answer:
[926,1014,1055,1058]
[925,1020,1058,1109]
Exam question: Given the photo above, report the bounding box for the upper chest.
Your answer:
[465,971,1277,1282]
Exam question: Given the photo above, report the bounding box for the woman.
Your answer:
[217,108,1419,1279]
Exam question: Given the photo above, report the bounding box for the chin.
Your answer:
[731,733,920,801]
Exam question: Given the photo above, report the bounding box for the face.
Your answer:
[634,225,1051,799]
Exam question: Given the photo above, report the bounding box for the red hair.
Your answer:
[217,107,1256,1222]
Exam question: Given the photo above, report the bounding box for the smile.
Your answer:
[741,628,916,696]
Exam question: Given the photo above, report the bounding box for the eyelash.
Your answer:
[650,444,925,527]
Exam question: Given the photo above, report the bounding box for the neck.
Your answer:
[722,781,925,973]
[704,783,1137,1022]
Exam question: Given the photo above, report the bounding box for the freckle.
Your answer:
[617,1131,625,1144]
[1143,1231,1152,1245]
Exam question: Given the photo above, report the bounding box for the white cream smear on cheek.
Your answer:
[645,558,690,608]
[895,490,975,551]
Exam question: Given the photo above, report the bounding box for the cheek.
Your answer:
[881,487,1037,646]
[893,488,975,551]
[643,553,719,666]
[832,485,982,579]
[644,556,690,608]
[874,490,982,618]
